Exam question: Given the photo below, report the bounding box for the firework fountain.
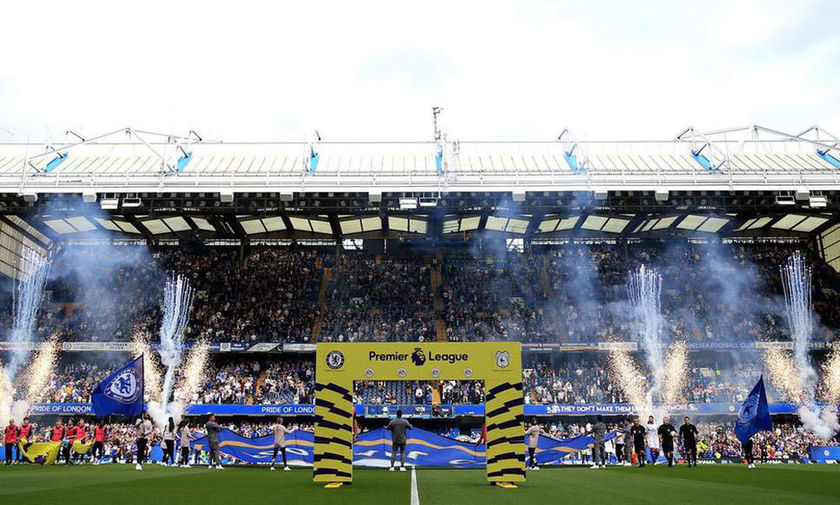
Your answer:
[130,332,162,403]
[823,347,840,407]
[0,249,54,426]
[13,335,60,420]
[147,274,195,427]
[173,340,211,412]
[627,265,665,402]
[0,365,12,427]
[609,265,688,419]
[765,253,839,439]
[7,249,52,375]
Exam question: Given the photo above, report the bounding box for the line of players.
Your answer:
[9,413,751,470]
[626,415,699,468]
[524,415,702,470]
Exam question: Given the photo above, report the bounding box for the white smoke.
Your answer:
[780,252,838,439]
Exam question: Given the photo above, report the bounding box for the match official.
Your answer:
[657,417,677,467]
[679,416,698,467]
[630,417,647,467]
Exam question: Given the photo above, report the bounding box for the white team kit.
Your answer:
[646,422,660,450]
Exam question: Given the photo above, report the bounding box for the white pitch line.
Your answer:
[410,465,421,505]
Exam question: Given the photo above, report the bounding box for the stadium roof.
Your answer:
[0,125,839,194]
[0,125,838,250]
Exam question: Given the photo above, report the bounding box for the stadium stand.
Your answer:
[3,241,838,346]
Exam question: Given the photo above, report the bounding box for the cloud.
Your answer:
[0,0,838,142]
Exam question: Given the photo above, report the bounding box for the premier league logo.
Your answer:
[104,369,140,404]
[738,394,759,423]
[411,348,426,366]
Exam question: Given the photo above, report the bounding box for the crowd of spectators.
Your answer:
[443,242,840,344]
[0,246,324,344]
[521,353,817,405]
[42,362,115,403]
[352,380,485,405]
[1,240,838,346]
[38,357,315,406]
[320,256,434,343]
[38,348,828,410]
[523,357,622,404]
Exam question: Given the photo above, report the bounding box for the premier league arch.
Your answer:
[313,342,524,485]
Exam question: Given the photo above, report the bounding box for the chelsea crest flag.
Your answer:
[92,355,145,418]
[734,375,773,445]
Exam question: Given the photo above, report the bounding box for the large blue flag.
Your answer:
[187,426,618,467]
[91,355,145,418]
[734,375,773,445]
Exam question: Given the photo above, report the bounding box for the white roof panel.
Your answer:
[191,217,216,232]
[64,216,96,232]
[261,217,286,232]
[163,216,191,232]
[240,219,267,235]
[140,219,170,235]
[43,219,76,234]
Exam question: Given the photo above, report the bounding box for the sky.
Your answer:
[1,0,839,143]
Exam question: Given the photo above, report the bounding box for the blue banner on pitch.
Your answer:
[190,428,315,465]
[354,428,485,468]
[534,432,617,464]
[810,446,840,463]
[185,426,616,467]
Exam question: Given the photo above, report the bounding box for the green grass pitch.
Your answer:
[1,464,839,505]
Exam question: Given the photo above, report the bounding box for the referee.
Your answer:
[630,417,647,467]
[657,416,677,467]
[679,416,698,467]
